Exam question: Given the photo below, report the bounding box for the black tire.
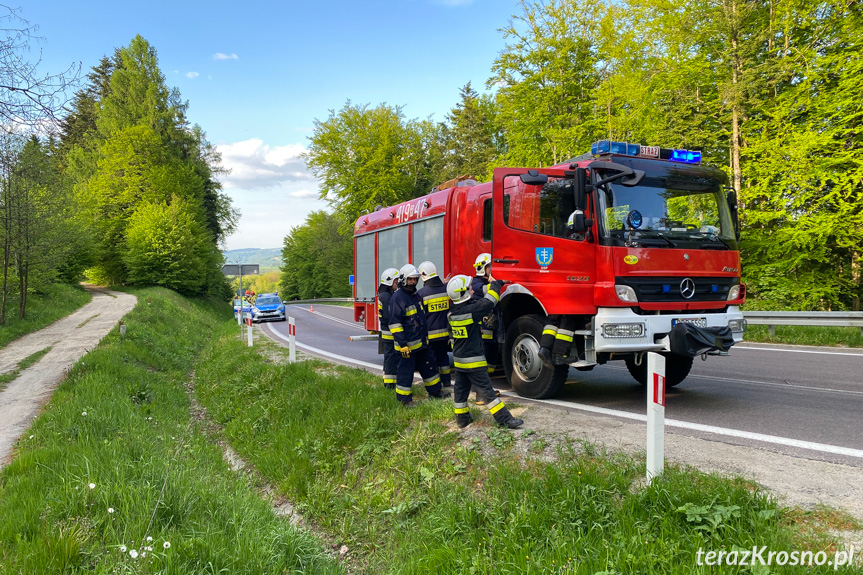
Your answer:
[624,353,693,387]
[503,315,568,399]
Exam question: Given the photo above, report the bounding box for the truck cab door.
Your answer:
[491,167,597,316]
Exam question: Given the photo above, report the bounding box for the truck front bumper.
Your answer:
[592,306,745,354]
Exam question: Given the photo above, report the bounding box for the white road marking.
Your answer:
[735,344,863,357]
[264,324,863,460]
[285,305,366,330]
[504,393,863,460]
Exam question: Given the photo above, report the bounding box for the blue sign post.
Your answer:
[349,274,355,286]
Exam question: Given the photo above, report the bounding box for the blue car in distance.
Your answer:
[251,293,286,323]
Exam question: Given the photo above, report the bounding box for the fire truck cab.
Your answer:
[354,141,747,399]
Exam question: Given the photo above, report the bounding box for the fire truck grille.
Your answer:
[615,277,738,303]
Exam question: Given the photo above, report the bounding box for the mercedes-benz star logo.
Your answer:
[680,278,696,299]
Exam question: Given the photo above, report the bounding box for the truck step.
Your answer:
[573,330,592,336]
[572,360,597,368]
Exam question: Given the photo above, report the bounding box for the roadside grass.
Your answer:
[0,288,341,574]
[0,283,91,349]
[744,325,863,348]
[194,332,853,574]
[0,347,52,391]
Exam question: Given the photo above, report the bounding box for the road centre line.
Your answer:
[601,364,863,397]
[264,324,863,460]
[734,344,863,357]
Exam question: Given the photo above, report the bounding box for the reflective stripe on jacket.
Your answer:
[417,276,450,340]
[449,280,503,371]
[389,288,429,351]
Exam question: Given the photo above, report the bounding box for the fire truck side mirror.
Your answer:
[520,170,548,186]
[726,190,741,241]
[575,168,587,209]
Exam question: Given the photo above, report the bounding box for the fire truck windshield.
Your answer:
[595,170,737,250]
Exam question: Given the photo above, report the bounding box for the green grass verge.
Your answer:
[0,288,341,574]
[194,334,858,574]
[0,283,92,349]
[744,325,863,348]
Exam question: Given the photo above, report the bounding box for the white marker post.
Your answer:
[646,351,666,481]
[288,317,296,363]
[246,314,254,347]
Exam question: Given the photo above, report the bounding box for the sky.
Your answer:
[22,0,519,250]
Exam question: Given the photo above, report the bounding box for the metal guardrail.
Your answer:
[744,311,863,336]
[283,298,354,305]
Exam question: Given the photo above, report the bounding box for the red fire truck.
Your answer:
[353,140,747,399]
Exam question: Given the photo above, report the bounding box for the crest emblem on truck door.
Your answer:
[536,247,554,267]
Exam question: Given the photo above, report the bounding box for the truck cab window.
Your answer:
[482,198,492,242]
[504,176,577,239]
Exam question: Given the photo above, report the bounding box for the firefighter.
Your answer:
[377,267,400,389]
[447,274,523,429]
[471,252,503,382]
[417,261,452,387]
[389,263,443,406]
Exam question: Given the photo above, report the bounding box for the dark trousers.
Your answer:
[428,339,451,387]
[453,369,513,424]
[395,347,441,403]
[540,314,583,356]
[381,340,399,388]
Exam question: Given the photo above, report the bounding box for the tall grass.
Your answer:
[195,335,855,574]
[0,283,91,349]
[0,288,341,574]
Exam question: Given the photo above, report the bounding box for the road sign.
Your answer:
[349,274,355,286]
[222,264,260,276]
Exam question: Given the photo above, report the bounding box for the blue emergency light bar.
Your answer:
[590,140,702,164]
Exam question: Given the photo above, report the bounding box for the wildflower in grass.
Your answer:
[163,542,171,549]
[82,411,87,416]
[146,536,153,542]
[108,508,114,514]
[120,546,127,552]
[145,546,152,551]
[89,483,96,489]
[28,435,33,439]
[129,549,139,559]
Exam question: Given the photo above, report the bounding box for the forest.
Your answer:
[287,0,861,310]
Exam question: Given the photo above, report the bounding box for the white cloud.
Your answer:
[217,139,328,249]
[289,190,318,199]
[213,52,239,60]
[185,71,199,79]
[217,139,314,189]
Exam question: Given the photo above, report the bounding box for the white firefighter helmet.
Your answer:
[447,275,473,304]
[398,264,420,285]
[473,252,492,274]
[380,267,399,285]
[417,261,438,280]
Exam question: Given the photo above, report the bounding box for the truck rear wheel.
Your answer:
[624,353,693,387]
[503,315,568,399]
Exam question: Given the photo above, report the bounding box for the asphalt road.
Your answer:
[263,304,863,467]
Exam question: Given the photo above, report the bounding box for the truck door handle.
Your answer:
[494,258,519,264]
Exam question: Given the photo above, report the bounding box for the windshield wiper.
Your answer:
[689,232,732,250]
[632,231,677,248]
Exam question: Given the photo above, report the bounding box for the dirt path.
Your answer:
[0,286,137,465]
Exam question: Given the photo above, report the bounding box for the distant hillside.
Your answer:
[223,248,283,271]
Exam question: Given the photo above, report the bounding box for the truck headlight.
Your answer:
[728,318,748,332]
[727,284,741,301]
[615,285,638,303]
[601,323,645,338]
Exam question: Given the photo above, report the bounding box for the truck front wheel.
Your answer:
[503,315,568,399]
[624,353,693,387]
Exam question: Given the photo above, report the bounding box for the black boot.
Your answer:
[539,346,553,368]
[456,413,473,428]
[493,407,524,429]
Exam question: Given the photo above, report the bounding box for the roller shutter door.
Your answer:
[412,216,445,281]
[378,226,410,281]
